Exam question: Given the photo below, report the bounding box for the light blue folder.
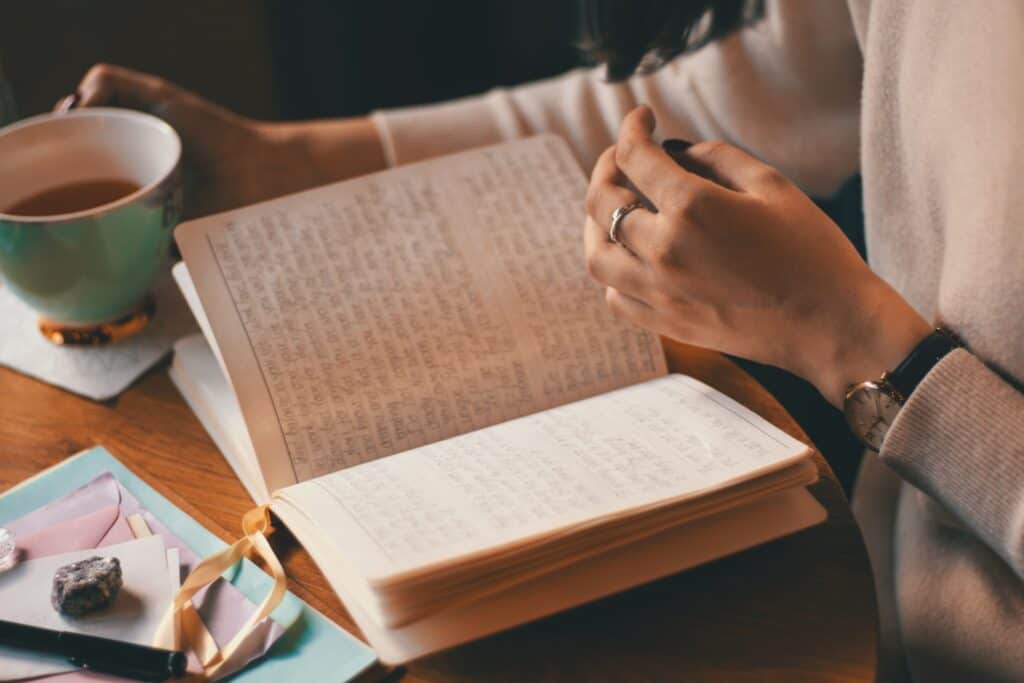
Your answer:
[0,445,379,682]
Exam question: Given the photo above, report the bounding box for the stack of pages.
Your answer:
[169,135,825,663]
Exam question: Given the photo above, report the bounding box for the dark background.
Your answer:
[2,0,864,491]
[1,1,582,120]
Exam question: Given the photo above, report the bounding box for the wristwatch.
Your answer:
[843,328,960,451]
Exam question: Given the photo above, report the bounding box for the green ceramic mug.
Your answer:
[0,108,182,329]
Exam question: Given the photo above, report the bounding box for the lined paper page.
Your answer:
[204,136,665,481]
[277,374,810,581]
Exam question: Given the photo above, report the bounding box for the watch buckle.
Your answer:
[879,371,906,405]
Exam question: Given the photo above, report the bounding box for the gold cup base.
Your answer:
[38,296,156,346]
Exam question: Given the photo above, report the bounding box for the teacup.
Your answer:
[0,108,182,342]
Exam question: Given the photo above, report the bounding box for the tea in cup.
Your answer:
[0,108,182,343]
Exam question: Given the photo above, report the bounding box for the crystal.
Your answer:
[51,556,123,616]
[0,528,15,571]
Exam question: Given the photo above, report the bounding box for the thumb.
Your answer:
[680,141,788,195]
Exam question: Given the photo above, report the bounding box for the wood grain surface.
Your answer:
[0,337,878,682]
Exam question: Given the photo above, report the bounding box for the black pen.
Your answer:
[0,618,187,681]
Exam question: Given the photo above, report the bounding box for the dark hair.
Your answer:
[580,0,764,81]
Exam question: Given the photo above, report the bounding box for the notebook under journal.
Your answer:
[0,446,379,681]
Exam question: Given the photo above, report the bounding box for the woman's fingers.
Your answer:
[586,146,658,255]
[589,144,628,187]
[604,287,661,333]
[684,140,790,196]
[76,64,170,110]
[614,105,722,211]
[583,216,652,301]
[584,147,660,298]
[52,93,79,113]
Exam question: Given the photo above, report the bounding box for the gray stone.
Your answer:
[51,556,123,616]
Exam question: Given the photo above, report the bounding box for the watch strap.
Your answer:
[887,328,960,401]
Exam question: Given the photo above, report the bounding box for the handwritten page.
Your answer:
[201,136,665,482]
[278,375,810,581]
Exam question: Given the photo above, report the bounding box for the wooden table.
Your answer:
[0,337,878,682]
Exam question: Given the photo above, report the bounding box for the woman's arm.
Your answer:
[73,1,858,215]
[586,105,1024,580]
[373,0,862,196]
[72,64,387,218]
[880,350,1024,576]
[584,105,931,407]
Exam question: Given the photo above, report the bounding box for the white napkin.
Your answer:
[0,271,198,400]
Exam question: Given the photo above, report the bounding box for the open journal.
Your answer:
[170,134,825,664]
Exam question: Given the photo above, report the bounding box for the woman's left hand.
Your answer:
[584,106,931,406]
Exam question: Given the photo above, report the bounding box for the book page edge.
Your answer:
[168,337,272,504]
[175,219,298,493]
[273,485,826,665]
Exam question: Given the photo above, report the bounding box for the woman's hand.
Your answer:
[584,106,931,406]
[65,64,385,218]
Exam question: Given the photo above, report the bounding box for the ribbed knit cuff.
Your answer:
[880,349,1024,570]
[370,89,522,168]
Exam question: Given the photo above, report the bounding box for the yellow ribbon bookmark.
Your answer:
[155,506,287,680]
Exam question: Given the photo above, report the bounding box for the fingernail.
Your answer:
[662,138,694,153]
[54,92,80,113]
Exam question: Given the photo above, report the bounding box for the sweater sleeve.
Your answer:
[880,349,1024,576]
[370,0,862,197]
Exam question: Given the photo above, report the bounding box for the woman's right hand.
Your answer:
[65,64,386,219]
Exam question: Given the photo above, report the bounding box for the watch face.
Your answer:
[845,382,902,451]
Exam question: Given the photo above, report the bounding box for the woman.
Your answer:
[66,1,1024,680]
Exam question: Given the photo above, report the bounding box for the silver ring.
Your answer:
[609,199,644,246]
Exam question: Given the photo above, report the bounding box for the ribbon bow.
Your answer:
[156,505,287,680]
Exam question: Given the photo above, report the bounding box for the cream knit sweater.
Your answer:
[372,2,1024,680]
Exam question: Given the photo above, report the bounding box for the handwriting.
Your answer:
[209,137,666,480]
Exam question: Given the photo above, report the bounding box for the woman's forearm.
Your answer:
[811,276,932,407]
[261,117,389,185]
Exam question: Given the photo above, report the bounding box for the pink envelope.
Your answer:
[16,504,135,560]
[3,473,287,681]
